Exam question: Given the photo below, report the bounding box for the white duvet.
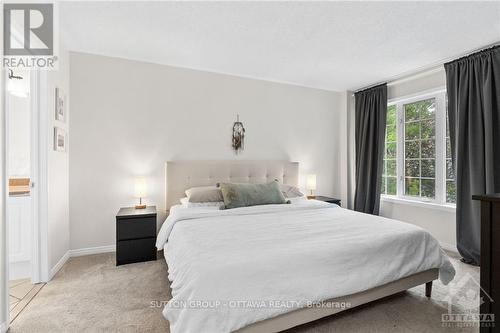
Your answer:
[156,200,455,333]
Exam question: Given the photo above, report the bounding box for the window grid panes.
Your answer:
[404,99,436,199]
[445,112,456,203]
[381,91,456,206]
[382,104,397,195]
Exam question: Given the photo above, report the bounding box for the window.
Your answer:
[404,98,436,199]
[382,105,397,195]
[382,91,455,206]
[445,111,456,203]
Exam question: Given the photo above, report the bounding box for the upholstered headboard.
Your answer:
[165,161,299,210]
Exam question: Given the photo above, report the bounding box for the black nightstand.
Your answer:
[116,206,157,266]
[310,196,341,206]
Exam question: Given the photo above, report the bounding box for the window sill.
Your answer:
[381,195,456,213]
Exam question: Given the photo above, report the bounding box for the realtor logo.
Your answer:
[4,3,53,55]
[441,273,495,328]
[3,3,57,69]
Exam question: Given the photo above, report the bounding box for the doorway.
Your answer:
[5,69,45,323]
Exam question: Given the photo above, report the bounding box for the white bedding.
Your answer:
[156,200,455,333]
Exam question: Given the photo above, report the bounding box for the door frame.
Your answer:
[0,21,50,330]
[30,69,49,283]
[1,68,9,333]
[1,67,49,331]
[5,69,46,284]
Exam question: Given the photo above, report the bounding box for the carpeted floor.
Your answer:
[10,251,480,333]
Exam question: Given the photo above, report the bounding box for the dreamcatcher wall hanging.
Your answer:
[232,114,245,154]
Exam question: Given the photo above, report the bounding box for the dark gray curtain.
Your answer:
[445,46,500,265]
[354,84,387,215]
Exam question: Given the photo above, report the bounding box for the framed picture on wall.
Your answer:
[54,127,67,152]
[55,87,66,122]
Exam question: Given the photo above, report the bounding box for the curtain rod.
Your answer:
[444,44,500,66]
[352,40,500,95]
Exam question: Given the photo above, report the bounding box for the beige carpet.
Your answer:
[10,251,479,333]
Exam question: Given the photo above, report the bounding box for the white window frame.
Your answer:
[382,88,455,208]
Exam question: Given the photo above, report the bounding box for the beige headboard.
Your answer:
[165,160,299,210]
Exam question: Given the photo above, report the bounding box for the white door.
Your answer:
[6,69,32,281]
[7,196,31,280]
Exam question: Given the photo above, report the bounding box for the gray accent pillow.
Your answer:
[219,181,288,209]
[185,186,224,203]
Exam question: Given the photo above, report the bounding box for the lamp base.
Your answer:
[307,195,316,199]
[135,204,146,209]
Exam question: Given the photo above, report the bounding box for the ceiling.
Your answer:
[60,1,500,92]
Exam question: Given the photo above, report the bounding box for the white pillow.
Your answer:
[180,197,224,209]
[279,183,304,198]
[185,186,224,203]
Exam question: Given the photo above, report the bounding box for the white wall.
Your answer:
[387,69,445,100]
[44,44,71,274]
[379,199,456,249]
[338,90,357,210]
[382,69,457,251]
[69,52,343,251]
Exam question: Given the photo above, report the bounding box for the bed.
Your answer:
[156,160,455,333]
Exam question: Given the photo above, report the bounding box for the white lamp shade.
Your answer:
[306,174,317,191]
[134,178,147,198]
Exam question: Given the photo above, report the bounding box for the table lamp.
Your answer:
[306,174,317,198]
[134,178,147,209]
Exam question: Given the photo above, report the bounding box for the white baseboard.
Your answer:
[49,250,70,280]
[440,242,458,253]
[69,245,115,257]
[48,245,116,281]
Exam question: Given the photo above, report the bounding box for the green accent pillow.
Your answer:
[219,181,288,209]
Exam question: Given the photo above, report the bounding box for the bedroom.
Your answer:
[0,1,499,332]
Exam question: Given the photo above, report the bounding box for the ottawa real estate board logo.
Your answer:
[3,3,58,69]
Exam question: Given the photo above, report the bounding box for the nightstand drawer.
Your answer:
[116,216,156,241]
[116,237,156,265]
